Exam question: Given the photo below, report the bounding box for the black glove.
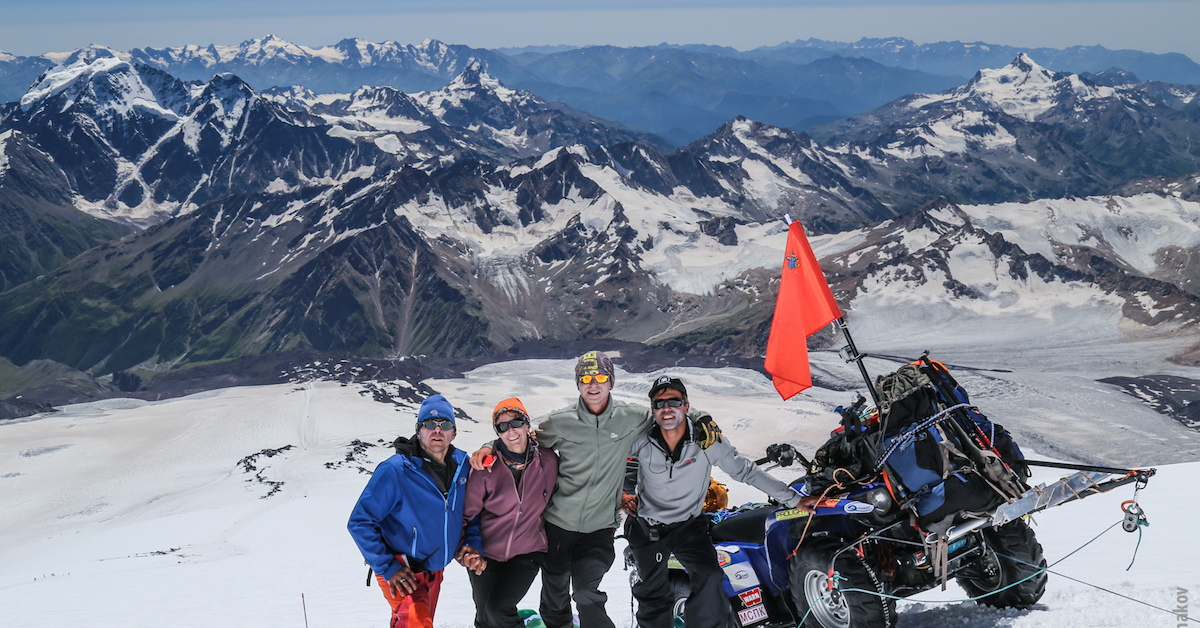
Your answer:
[695,414,723,450]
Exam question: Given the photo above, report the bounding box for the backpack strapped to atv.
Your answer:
[786,352,1156,628]
[806,354,1031,535]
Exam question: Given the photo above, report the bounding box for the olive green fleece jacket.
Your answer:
[536,396,652,533]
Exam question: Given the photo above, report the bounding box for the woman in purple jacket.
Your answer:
[458,397,559,628]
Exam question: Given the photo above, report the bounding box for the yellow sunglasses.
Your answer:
[578,374,610,384]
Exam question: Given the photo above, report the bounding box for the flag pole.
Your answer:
[837,317,880,409]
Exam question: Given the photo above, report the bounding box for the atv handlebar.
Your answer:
[755,443,811,469]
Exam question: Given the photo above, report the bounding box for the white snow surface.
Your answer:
[1,356,1196,628]
[880,110,1019,158]
[389,150,785,297]
[798,193,1200,353]
[0,129,11,176]
[959,195,1200,276]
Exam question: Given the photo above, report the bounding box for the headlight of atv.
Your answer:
[862,487,895,514]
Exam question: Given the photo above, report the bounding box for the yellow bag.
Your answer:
[703,478,729,512]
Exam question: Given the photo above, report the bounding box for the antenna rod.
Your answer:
[837,317,880,408]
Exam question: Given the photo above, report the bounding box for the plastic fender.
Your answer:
[715,543,763,598]
[764,515,795,594]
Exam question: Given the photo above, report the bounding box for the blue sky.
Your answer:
[0,0,1196,62]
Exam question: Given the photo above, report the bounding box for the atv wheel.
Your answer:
[956,519,1047,608]
[790,543,896,628]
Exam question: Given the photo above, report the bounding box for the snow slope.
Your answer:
[1,357,1196,627]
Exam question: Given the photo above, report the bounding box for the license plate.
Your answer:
[737,604,768,625]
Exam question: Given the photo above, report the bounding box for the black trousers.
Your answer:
[539,522,617,628]
[469,552,544,628]
[626,516,732,628]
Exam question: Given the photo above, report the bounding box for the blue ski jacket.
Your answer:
[348,442,477,581]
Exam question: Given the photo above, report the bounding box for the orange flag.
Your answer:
[764,220,842,399]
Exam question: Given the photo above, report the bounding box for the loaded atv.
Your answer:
[638,353,1154,628]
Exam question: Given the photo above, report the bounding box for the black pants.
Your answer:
[469,552,544,628]
[539,522,617,628]
[626,516,731,628]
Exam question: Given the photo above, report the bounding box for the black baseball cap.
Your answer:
[648,375,687,400]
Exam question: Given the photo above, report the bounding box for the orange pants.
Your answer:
[375,567,445,628]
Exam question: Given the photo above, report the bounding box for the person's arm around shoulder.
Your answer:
[456,458,487,574]
[539,443,560,478]
[534,415,562,449]
[621,431,650,516]
[704,429,804,508]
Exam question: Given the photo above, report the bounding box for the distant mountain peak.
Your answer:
[902,54,1113,121]
[416,38,450,55]
[443,61,511,99]
[453,59,485,84]
[1010,52,1039,73]
[21,56,140,112]
[966,53,1059,90]
[43,44,129,67]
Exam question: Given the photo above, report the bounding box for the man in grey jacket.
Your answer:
[625,376,809,628]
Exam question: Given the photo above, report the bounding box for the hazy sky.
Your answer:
[0,0,1195,62]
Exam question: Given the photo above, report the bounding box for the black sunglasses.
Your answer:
[495,417,528,433]
[419,418,455,431]
[651,398,686,410]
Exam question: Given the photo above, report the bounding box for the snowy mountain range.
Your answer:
[1,50,1199,408]
[0,53,653,228]
[15,34,1198,147]
[751,37,1200,85]
[810,54,1200,203]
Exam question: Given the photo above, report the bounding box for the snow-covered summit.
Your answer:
[227,34,337,65]
[41,44,130,67]
[441,60,514,101]
[19,56,179,120]
[907,54,1115,121]
[414,63,529,124]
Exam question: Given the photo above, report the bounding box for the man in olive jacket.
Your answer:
[471,351,721,628]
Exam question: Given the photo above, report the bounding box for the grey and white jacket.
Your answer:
[628,416,803,526]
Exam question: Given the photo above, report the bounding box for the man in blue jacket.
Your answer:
[349,394,477,628]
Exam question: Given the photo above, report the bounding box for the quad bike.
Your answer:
[625,354,1155,628]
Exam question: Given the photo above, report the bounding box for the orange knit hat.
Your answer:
[492,397,530,423]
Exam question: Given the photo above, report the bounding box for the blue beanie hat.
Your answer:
[417,394,456,429]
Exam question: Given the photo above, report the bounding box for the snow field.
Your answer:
[0,357,1197,628]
